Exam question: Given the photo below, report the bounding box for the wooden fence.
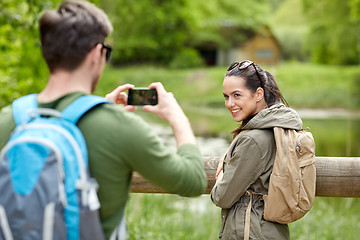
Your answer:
[130,157,360,197]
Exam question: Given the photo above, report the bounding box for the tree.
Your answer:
[100,0,269,67]
[100,0,198,66]
[269,0,309,61]
[0,0,99,107]
[303,0,359,65]
[187,0,269,49]
[350,0,360,64]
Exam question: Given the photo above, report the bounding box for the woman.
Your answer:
[211,60,303,240]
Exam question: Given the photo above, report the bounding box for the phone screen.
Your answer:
[127,88,158,106]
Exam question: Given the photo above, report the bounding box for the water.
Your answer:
[152,125,230,157]
[152,110,360,158]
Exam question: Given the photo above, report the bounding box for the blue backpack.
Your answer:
[0,94,109,240]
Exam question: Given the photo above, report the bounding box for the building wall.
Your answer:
[216,33,281,66]
[243,34,281,65]
[217,48,239,66]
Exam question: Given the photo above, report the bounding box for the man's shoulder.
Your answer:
[0,104,13,116]
[79,101,151,136]
[83,102,142,125]
[0,105,16,149]
[0,105,15,127]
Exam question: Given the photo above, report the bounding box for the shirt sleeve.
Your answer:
[210,135,265,209]
[119,111,207,197]
[0,106,16,149]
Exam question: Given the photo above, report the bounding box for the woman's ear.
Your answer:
[256,87,265,102]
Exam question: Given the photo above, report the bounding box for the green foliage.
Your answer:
[188,0,269,49]
[303,0,360,65]
[270,0,309,61]
[271,0,360,64]
[0,1,59,107]
[350,0,360,21]
[100,0,269,67]
[169,48,205,69]
[101,0,195,66]
[0,0,53,107]
[0,0,101,108]
[188,0,268,28]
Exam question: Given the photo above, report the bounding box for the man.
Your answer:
[0,1,207,239]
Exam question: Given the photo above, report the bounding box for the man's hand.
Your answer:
[142,82,183,122]
[143,82,197,147]
[105,84,136,112]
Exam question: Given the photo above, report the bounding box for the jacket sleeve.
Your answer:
[210,135,266,209]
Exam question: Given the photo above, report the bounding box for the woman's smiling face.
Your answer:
[223,76,265,122]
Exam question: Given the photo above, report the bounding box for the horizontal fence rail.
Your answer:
[130,157,360,198]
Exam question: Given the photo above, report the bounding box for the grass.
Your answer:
[274,62,360,109]
[289,197,360,240]
[96,62,360,110]
[125,194,360,240]
[126,194,221,240]
[95,62,360,138]
[96,62,360,239]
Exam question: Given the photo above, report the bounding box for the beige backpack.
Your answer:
[244,127,316,240]
[263,127,316,223]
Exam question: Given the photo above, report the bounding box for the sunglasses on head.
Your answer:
[227,60,262,85]
[101,43,112,62]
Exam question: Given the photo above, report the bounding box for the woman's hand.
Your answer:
[215,157,224,182]
[105,84,136,112]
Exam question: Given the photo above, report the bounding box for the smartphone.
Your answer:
[127,88,158,106]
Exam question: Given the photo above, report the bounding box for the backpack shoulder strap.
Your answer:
[12,94,38,126]
[62,95,110,124]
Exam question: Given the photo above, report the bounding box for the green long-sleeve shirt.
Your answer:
[0,92,207,239]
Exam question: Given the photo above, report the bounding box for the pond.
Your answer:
[303,118,360,157]
[153,109,360,157]
[298,108,360,157]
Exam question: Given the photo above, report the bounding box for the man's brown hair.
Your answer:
[39,0,113,72]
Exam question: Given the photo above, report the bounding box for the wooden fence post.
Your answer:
[130,157,360,197]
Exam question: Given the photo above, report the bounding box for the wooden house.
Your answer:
[195,26,281,66]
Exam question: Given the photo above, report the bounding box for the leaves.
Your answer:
[0,0,101,107]
[0,0,58,107]
[102,0,194,65]
[102,0,269,65]
[303,0,360,65]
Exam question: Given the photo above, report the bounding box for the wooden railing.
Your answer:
[130,157,360,197]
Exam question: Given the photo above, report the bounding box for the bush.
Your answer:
[169,48,205,69]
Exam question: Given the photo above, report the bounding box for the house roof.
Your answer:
[192,23,280,50]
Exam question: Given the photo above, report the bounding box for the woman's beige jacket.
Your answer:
[211,104,303,240]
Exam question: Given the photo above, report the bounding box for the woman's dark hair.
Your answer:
[226,63,288,107]
[226,62,288,137]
